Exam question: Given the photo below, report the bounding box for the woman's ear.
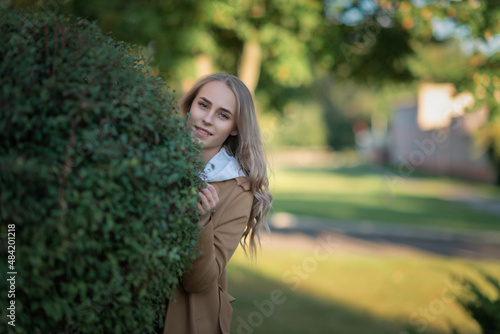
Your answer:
[230,128,239,136]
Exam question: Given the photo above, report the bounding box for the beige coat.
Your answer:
[163,176,253,334]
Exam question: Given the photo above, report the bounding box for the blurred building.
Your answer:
[384,83,495,183]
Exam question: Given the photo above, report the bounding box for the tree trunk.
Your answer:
[238,40,261,95]
[181,54,213,93]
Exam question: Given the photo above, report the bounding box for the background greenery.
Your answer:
[7,0,500,183]
[2,1,500,333]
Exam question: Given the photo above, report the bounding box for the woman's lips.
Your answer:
[195,126,212,137]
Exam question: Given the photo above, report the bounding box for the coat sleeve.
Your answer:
[180,186,253,294]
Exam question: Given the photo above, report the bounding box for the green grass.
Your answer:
[270,165,500,230]
[228,245,500,334]
[226,162,500,334]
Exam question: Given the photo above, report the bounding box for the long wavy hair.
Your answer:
[179,73,272,256]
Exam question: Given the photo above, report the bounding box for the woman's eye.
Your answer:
[199,102,208,109]
[219,112,229,119]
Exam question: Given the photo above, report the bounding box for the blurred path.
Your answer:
[268,213,500,259]
[267,150,500,259]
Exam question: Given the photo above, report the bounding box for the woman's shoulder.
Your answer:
[234,176,251,191]
[213,176,251,193]
[212,177,253,217]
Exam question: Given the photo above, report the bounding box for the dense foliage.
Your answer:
[454,272,500,334]
[7,2,500,181]
[0,8,204,333]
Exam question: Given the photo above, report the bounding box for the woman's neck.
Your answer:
[202,148,220,165]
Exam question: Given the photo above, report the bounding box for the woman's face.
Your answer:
[187,80,238,162]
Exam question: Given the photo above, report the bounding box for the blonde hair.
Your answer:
[179,73,272,256]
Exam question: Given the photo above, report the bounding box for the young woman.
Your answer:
[163,73,273,334]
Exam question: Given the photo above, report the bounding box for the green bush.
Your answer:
[0,8,204,333]
[453,272,500,334]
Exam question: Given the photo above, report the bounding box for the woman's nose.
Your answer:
[202,111,214,124]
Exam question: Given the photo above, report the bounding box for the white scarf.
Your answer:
[203,147,246,182]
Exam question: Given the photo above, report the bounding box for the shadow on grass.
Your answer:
[272,193,500,231]
[280,164,386,178]
[271,228,500,260]
[227,263,448,334]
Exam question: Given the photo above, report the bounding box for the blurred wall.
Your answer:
[386,84,495,183]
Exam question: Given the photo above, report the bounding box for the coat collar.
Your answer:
[203,147,246,182]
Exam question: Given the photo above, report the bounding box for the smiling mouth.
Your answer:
[195,126,213,137]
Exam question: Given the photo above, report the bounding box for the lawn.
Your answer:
[226,162,500,334]
[228,239,500,334]
[269,165,500,231]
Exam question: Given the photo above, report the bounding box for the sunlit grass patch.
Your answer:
[270,166,500,230]
[228,243,500,334]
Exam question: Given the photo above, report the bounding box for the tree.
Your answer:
[324,0,500,183]
[12,0,500,178]
[396,0,500,184]
[14,0,325,110]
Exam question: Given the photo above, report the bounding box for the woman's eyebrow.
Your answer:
[200,96,233,115]
[200,97,212,105]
